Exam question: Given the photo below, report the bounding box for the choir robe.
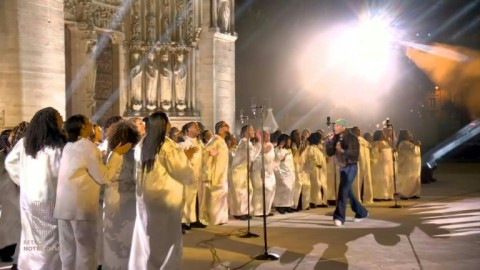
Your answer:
[397,141,421,198]
[251,142,277,216]
[129,137,193,270]
[371,141,394,200]
[102,150,136,270]
[179,136,204,224]
[4,139,62,270]
[292,144,310,209]
[0,150,21,255]
[324,145,340,202]
[306,145,327,206]
[352,136,374,204]
[202,135,229,225]
[273,147,295,208]
[229,138,261,216]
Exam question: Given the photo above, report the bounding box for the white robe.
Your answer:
[397,141,421,198]
[273,147,295,207]
[371,141,394,200]
[229,138,260,216]
[179,136,204,224]
[129,137,193,270]
[202,135,229,225]
[4,139,62,270]
[352,137,374,204]
[0,150,21,250]
[251,142,277,216]
[325,145,340,202]
[103,150,137,270]
[292,144,310,209]
[306,145,327,206]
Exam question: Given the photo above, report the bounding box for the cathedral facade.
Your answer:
[0,0,236,130]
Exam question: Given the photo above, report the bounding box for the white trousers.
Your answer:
[58,219,97,270]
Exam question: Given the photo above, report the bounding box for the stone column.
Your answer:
[65,24,98,118]
[198,28,236,130]
[0,0,65,128]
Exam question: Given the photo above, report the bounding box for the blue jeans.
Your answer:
[333,164,368,223]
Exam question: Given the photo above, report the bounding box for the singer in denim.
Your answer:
[326,119,368,225]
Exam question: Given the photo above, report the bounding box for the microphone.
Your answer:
[326,116,331,126]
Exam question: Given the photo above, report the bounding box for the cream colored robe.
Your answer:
[397,141,421,198]
[179,136,204,224]
[5,139,62,270]
[306,145,327,205]
[129,137,193,270]
[251,142,277,215]
[273,147,295,207]
[371,141,394,200]
[353,136,374,204]
[229,138,260,216]
[292,144,311,209]
[202,135,229,225]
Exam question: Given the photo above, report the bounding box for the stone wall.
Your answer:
[0,0,65,128]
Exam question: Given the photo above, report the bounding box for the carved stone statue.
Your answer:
[130,52,143,111]
[85,30,98,117]
[146,14,156,44]
[159,52,173,111]
[174,52,187,111]
[131,1,141,41]
[218,0,231,33]
[175,3,185,44]
[145,52,159,111]
[161,0,171,42]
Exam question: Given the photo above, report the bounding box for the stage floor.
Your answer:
[1,162,479,270]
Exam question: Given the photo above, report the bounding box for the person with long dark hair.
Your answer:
[5,107,66,269]
[129,111,194,269]
[396,129,421,200]
[54,114,131,270]
[306,132,328,209]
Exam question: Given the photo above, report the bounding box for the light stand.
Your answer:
[326,116,338,216]
[238,110,259,239]
[251,103,279,261]
[386,118,402,209]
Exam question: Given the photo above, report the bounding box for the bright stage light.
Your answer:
[327,15,397,82]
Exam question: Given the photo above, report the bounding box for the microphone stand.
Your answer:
[239,112,259,238]
[325,117,338,216]
[252,104,279,261]
[386,119,402,209]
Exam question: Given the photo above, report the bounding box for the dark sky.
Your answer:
[233,0,480,146]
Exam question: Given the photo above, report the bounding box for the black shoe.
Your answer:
[276,207,286,214]
[11,264,18,270]
[239,215,250,220]
[327,200,336,206]
[317,204,329,208]
[309,203,317,209]
[268,212,274,216]
[97,265,102,270]
[233,215,243,220]
[400,197,409,200]
[410,195,421,199]
[285,207,295,213]
[182,223,191,230]
[190,221,207,228]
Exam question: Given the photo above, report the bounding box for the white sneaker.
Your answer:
[353,213,369,223]
[334,219,343,227]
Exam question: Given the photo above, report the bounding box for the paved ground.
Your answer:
[1,162,479,270]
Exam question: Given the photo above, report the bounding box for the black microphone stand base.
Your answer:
[254,251,279,261]
[239,232,259,238]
